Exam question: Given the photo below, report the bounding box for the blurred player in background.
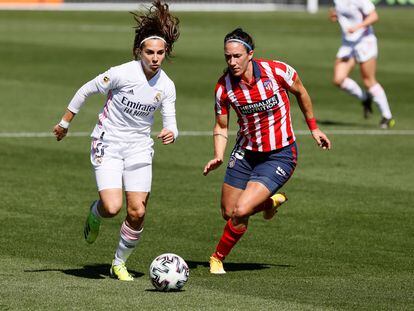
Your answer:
[203,28,331,274]
[330,0,394,128]
[53,0,179,281]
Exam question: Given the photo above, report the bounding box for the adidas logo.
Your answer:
[128,89,134,95]
[276,166,287,177]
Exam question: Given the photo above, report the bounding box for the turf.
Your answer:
[0,8,413,310]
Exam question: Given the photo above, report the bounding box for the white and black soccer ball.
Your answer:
[149,253,189,291]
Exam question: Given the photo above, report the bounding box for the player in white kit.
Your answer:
[330,0,394,128]
[53,0,179,281]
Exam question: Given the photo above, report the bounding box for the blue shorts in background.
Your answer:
[224,142,298,194]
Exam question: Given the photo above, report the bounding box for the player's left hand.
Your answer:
[157,128,175,145]
[347,25,359,34]
[311,129,331,150]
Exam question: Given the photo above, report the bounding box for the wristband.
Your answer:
[58,119,70,129]
[306,118,318,131]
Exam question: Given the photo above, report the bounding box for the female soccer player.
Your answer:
[330,0,394,128]
[53,0,179,281]
[203,28,331,274]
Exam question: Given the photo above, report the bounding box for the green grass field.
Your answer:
[0,8,413,310]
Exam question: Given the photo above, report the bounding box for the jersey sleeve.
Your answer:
[274,61,298,89]
[358,0,375,15]
[67,67,121,114]
[160,80,178,139]
[214,81,230,116]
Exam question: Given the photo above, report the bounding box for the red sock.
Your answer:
[252,198,273,215]
[213,219,247,261]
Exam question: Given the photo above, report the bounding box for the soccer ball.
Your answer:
[149,253,189,291]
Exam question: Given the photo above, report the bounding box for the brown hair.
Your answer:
[131,0,180,59]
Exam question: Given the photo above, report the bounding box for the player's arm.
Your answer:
[328,7,337,22]
[289,76,331,150]
[158,84,178,145]
[53,69,115,141]
[348,10,378,33]
[203,114,229,176]
[53,109,76,141]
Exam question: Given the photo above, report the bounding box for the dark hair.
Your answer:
[224,28,255,52]
[131,0,180,59]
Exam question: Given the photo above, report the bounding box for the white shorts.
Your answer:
[90,138,154,192]
[336,35,378,63]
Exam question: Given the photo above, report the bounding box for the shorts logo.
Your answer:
[276,166,287,177]
[228,156,236,168]
[234,149,245,160]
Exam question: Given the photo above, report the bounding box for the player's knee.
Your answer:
[221,208,231,221]
[127,203,146,221]
[232,203,250,219]
[333,76,344,87]
[101,201,122,217]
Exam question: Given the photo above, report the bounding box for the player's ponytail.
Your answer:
[131,0,180,59]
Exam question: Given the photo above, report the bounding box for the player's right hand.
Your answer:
[53,124,68,141]
[203,158,223,176]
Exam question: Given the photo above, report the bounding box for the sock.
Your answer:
[369,83,392,119]
[213,219,247,261]
[90,200,102,220]
[340,78,366,100]
[113,221,143,266]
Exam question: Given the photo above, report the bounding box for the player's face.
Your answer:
[224,42,253,77]
[139,39,167,77]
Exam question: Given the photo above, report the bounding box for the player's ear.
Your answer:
[133,47,140,60]
[248,50,254,60]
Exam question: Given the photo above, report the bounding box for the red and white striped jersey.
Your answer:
[215,58,297,152]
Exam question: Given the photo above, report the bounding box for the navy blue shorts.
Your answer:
[224,142,298,195]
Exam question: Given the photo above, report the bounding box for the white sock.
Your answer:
[90,200,102,220]
[340,78,366,101]
[113,222,143,266]
[369,83,392,119]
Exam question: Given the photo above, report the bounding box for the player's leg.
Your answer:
[360,58,394,128]
[85,140,124,244]
[110,161,152,281]
[210,146,251,274]
[333,52,372,118]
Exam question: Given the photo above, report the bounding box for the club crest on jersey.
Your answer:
[263,79,273,91]
[103,76,110,83]
[154,92,162,103]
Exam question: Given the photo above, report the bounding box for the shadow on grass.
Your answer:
[316,119,374,128]
[185,260,293,272]
[24,264,144,280]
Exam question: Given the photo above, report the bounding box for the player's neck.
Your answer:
[241,62,254,84]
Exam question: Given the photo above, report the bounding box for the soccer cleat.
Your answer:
[379,117,395,129]
[209,256,226,274]
[110,260,134,281]
[362,93,373,119]
[263,192,288,220]
[83,201,101,244]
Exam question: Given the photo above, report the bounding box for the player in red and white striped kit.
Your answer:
[203,28,331,274]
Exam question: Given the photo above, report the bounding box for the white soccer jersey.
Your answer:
[334,0,376,42]
[68,60,178,145]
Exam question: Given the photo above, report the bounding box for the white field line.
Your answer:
[1,130,414,138]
